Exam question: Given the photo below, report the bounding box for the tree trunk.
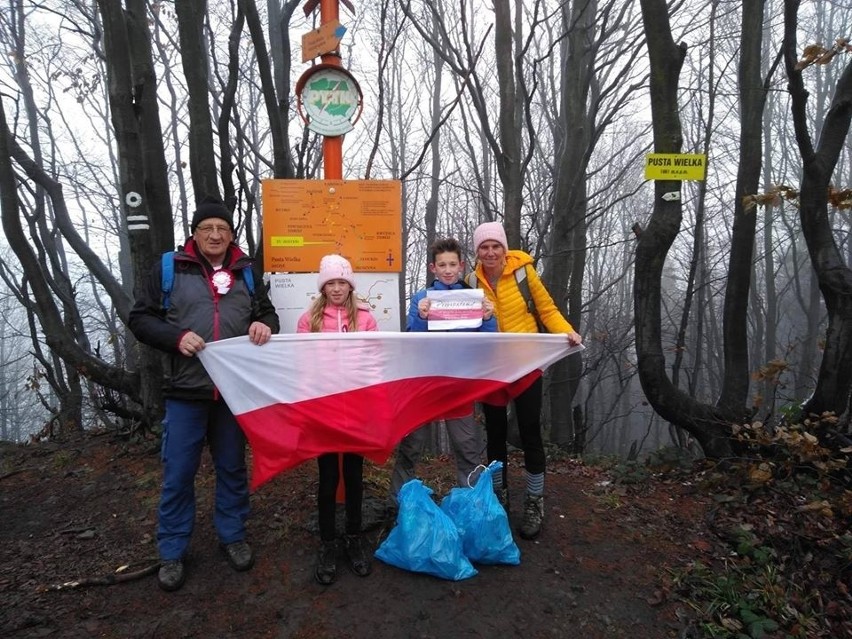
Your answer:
[784,0,852,418]
[125,0,175,256]
[635,0,733,457]
[544,0,595,449]
[717,0,767,417]
[97,0,168,426]
[423,9,444,278]
[267,0,300,178]
[760,125,778,416]
[242,0,293,179]
[175,0,220,200]
[493,0,523,245]
[794,269,821,401]
[672,1,718,400]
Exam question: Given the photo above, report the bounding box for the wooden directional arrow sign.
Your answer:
[302,19,347,62]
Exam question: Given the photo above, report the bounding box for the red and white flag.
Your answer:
[199,332,581,489]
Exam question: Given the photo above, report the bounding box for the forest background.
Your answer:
[0,0,850,469]
[3,3,851,636]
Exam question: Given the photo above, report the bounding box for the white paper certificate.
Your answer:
[426,288,484,330]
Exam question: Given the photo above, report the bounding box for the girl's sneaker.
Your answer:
[343,534,372,577]
[314,540,338,585]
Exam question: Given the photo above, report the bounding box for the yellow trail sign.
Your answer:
[644,154,707,181]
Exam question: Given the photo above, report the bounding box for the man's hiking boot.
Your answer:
[519,493,544,540]
[158,559,186,592]
[221,540,255,572]
[343,533,372,577]
[315,540,338,585]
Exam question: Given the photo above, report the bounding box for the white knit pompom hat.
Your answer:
[317,254,356,291]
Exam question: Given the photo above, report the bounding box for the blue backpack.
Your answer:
[160,251,255,310]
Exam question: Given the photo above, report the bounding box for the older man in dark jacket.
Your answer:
[129,198,279,591]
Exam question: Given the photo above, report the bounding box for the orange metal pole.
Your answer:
[318,0,345,500]
[320,0,343,180]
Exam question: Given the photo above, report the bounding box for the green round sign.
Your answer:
[298,67,362,137]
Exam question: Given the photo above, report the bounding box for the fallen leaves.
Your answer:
[797,499,833,518]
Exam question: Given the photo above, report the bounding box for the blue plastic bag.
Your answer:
[375,479,478,581]
[440,461,521,565]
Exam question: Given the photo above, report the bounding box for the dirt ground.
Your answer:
[0,434,713,639]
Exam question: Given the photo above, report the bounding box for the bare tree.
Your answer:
[0,1,306,436]
[783,0,852,422]
[717,0,773,416]
[1,95,140,421]
[175,0,221,200]
[635,0,737,457]
[97,0,177,426]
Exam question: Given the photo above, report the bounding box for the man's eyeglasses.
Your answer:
[195,224,232,235]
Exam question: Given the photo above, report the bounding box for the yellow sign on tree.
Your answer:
[644,154,707,181]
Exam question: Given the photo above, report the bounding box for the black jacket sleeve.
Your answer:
[127,260,186,354]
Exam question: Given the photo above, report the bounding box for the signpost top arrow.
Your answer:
[303,0,355,17]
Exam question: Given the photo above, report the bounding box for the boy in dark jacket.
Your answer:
[389,238,496,506]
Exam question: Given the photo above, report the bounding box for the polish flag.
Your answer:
[199,333,581,489]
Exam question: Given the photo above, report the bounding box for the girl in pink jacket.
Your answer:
[296,254,377,585]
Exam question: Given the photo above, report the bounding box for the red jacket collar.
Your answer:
[182,238,247,267]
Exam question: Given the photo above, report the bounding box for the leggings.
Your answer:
[317,452,364,541]
[482,376,544,487]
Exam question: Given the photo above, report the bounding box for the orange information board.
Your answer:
[262,179,402,273]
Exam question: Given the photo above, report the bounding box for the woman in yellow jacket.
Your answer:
[469,222,583,540]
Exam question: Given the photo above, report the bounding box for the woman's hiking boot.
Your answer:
[314,540,338,585]
[343,533,372,577]
[519,493,544,540]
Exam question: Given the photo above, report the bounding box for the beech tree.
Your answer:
[783,0,852,421]
[635,0,852,454]
[634,0,775,457]
[1,3,144,434]
[0,1,303,434]
[542,0,646,450]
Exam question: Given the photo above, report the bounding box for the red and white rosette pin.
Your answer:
[211,270,234,296]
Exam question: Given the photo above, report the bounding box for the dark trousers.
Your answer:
[482,377,545,487]
[390,413,483,504]
[316,452,364,541]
